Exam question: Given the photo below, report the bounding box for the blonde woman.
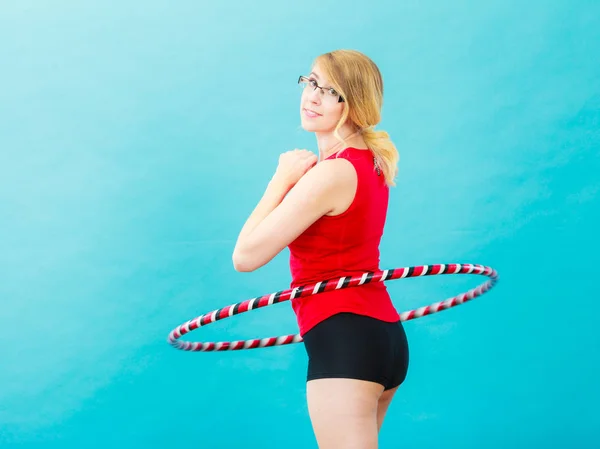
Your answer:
[233,49,409,449]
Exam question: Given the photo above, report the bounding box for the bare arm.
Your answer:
[233,176,292,258]
[232,158,355,272]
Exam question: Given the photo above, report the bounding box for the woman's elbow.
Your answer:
[232,251,258,272]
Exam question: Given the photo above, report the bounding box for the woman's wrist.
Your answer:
[269,172,293,192]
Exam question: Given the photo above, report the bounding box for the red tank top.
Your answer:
[287,147,400,336]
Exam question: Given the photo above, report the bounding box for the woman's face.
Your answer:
[299,63,345,133]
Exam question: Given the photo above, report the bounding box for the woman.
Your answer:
[232,49,409,449]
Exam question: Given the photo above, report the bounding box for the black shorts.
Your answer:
[302,312,409,391]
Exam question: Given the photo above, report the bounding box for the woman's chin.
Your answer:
[300,119,323,133]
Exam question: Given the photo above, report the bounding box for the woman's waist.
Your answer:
[290,269,387,289]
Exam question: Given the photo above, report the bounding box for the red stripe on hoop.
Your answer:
[373,271,385,282]
[322,280,337,292]
[446,263,458,273]
[430,264,443,275]
[238,300,251,313]
[413,265,426,276]
[218,307,231,320]
[281,290,294,300]
[345,276,357,287]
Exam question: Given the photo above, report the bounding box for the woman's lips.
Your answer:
[303,108,321,118]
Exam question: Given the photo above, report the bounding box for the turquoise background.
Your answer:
[1,1,598,447]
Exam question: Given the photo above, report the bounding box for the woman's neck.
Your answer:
[317,129,366,160]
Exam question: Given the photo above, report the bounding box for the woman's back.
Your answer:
[288,147,400,335]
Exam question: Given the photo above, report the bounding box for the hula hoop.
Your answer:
[167,263,498,352]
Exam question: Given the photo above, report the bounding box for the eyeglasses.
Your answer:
[298,75,345,103]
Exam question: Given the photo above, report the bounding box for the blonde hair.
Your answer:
[313,50,399,186]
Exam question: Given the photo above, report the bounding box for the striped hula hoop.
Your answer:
[167,263,498,352]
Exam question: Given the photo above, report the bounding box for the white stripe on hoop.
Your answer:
[229,306,235,317]
[290,287,299,299]
[381,270,389,281]
[248,298,258,310]
[268,293,276,305]
[359,273,368,285]
[336,277,346,289]
[400,268,409,278]
[313,282,322,294]
[210,310,218,322]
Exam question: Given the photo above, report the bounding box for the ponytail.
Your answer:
[313,50,398,184]
[361,126,399,186]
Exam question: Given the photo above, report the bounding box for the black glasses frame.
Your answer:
[298,75,345,103]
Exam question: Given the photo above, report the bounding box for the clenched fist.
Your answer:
[273,149,318,188]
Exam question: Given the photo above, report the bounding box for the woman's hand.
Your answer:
[272,149,318,189]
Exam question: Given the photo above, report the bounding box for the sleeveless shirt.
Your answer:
[287,147,400,336]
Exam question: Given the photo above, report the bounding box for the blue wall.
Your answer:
[1,1,598,447]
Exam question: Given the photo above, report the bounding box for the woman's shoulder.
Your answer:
[298,147,370,193]
[294,154,357,198]
[329,146,372,159]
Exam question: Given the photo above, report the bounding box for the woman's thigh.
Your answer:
[306,377,383,449]
[301,313,409,447]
